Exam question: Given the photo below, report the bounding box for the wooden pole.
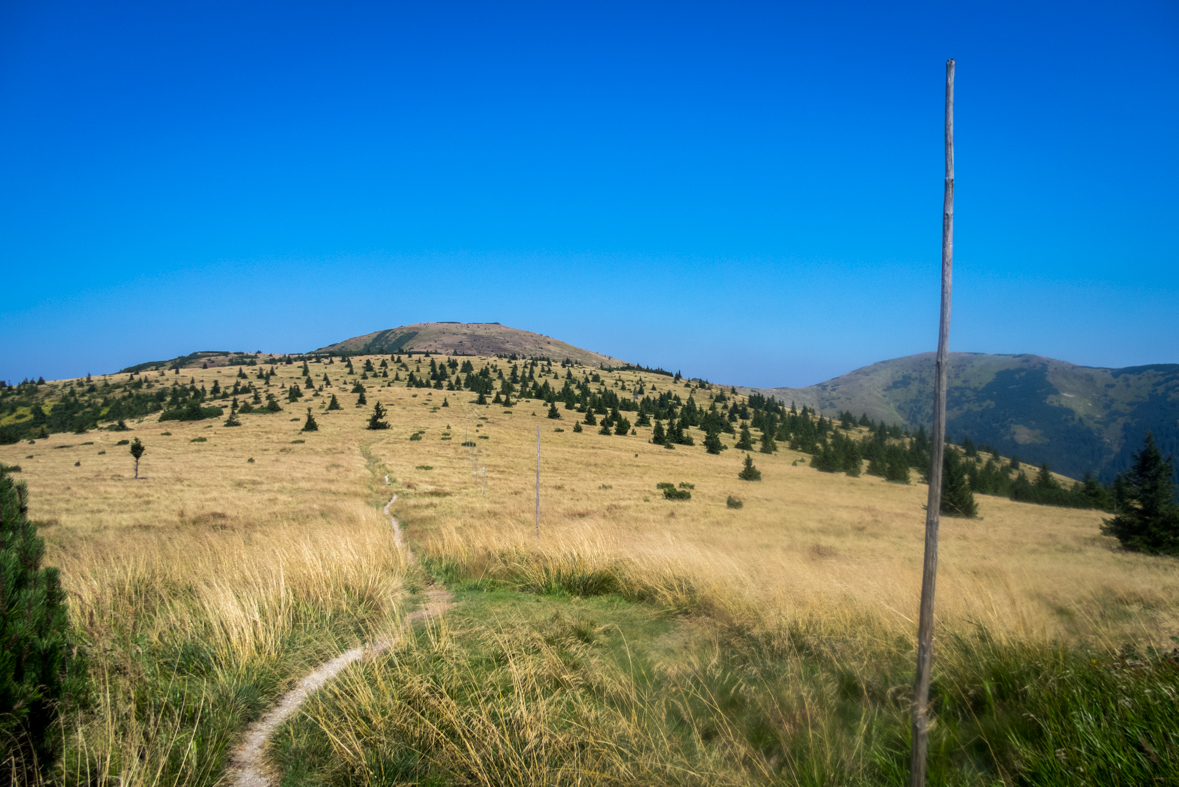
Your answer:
[535,426,541,539]
[911,57,954,787]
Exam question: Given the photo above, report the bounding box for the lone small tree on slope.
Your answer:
[326,394,342,411]
[366,401,389,430]
[738,453,762,481]
[301,407,319,432]
[130,438,146,479]
[1102,431,1179,555]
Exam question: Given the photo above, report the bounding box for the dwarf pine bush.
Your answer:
[1,467,87,783]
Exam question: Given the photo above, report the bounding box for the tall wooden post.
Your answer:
[911,57,954,787]
[535,426,541,539]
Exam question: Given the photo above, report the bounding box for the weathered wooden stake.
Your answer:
[911,57,954,787]
[535,426,541,539]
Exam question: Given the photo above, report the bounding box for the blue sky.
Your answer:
[2,1,1176,388]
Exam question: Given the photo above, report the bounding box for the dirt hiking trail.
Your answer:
[226,495,452,787]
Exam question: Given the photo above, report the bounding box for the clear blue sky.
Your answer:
[2,1,1176,388]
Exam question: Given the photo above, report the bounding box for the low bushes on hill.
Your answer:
[158,402,223,422]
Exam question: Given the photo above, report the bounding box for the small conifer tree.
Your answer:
[301,408,319,432]
[1102,432,1179,555]
[326,394,342,411]
[547,402,561,419]
[357,391,367,406]
[130,438,146,479]
[940,449,978,518]
[738,453,762,481]
[1034,463,1060,490]
[224,399,242,427]
[366,402,389,430]
[704,430,724,454]
[735,424,753,451]
[573,421,583,433]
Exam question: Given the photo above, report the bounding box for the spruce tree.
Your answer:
[129,438,146,479]
[759,429,777,454]
[842,441,862,477]
[224,399,242,427]
[1034,463,1060,490]
[547,402,561,419]
[885,447,911,484]
[326,394,342,411]
[651,419,666,445]
[1102,432,1179,555]
[735,424,753,451]
[704,430,724,455]
[573,421,583,433]
[366,402,389,430]
[301,407,318,432]
[0,469,86,783]
[738,453,762,481]
[584,409,597,426]
[356,391,367,406]
[940,449,978,518]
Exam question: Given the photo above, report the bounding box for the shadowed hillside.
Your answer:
[747,352,1179,483]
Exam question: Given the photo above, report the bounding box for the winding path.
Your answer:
[226,496,452,787]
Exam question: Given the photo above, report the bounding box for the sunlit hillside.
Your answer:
[3,350,1176,785]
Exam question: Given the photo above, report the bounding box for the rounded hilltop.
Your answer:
[311,322,626,368]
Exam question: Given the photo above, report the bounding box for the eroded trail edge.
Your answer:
[227,496,451,787]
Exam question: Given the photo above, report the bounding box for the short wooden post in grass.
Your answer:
[911,57,954,787]
[535,426,541,539]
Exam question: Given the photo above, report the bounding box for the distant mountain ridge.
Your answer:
[745,352,1179,483]
[311,322,626,368]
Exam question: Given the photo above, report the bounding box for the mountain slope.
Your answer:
[311,323,626,368]
[748,352,1179,482]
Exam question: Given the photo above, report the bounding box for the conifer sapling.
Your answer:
[130,438,145,479]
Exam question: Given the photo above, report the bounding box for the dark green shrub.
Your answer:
[726,496,743,509]
[663,487,691,501]
[0,467,87,783]
[158,403,223,422]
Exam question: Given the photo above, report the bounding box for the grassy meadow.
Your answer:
[3,354,1177,785]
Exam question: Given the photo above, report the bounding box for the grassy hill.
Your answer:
[748,352,1179,483]
[4,349,1177,785]
[311,322,626,367]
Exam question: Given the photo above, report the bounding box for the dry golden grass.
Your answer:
[3,354,1178,786]
[6,356,1176,652]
